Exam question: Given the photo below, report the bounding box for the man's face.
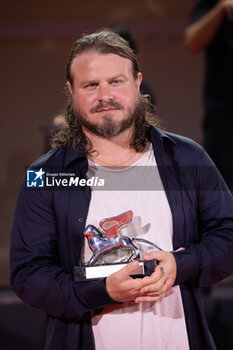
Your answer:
[67,51,142,137]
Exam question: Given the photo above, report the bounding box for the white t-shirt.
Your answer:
[84,144,190,350]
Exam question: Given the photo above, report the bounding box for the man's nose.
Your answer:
[97,84,113,101]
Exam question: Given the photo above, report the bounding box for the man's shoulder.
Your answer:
[166,130,207,163]
[152,127,209,165]
[164,130,203,150]
[29,143,87,172]
[29,146,67,170]
[152,127,203,152]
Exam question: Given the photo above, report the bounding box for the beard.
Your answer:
[72,98,142,138]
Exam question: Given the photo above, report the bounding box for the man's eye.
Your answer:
[111,80,122,85]
[85,83,96,89]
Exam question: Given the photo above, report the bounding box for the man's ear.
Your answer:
[135,72,142,91]
[67,81,73,95]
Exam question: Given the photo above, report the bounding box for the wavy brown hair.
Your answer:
[51,30,159,153]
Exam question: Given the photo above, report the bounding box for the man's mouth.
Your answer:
[90,101,124,114]
[97,108,118,112]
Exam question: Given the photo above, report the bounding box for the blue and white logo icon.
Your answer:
[26,168,45,187]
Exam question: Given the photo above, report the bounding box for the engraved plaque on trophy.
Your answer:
[74,210,158,282]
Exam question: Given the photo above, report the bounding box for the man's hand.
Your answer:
[105,260,150,302]
[135,251,177,303]
[105,251,177,303]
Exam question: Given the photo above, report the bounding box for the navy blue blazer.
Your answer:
[10,127,233,350]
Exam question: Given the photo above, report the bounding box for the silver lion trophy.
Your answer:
[74,210,158,281]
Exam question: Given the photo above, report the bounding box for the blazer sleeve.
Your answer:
[173,145,233,287]
[10,178,117,323]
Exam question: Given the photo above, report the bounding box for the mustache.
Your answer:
[90,100,124,114]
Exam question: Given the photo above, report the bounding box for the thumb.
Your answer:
[143,251,166,261]
[116,260,140,281]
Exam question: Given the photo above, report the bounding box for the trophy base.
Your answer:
[74,261,145,282]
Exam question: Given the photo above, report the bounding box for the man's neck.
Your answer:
[83,126,147,167]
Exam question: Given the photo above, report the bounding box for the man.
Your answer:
[185,0,233,192]
[10,31,233,350]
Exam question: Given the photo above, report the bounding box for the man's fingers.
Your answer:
[106,260,142,302]
[140,277,174,294]
[106,257,175,303]
[139,268,164,294]
[143,251,166,261]
[113,260,140,281]
[134,289,174,303]
[163,277,175,291]
[140,289,174,298]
